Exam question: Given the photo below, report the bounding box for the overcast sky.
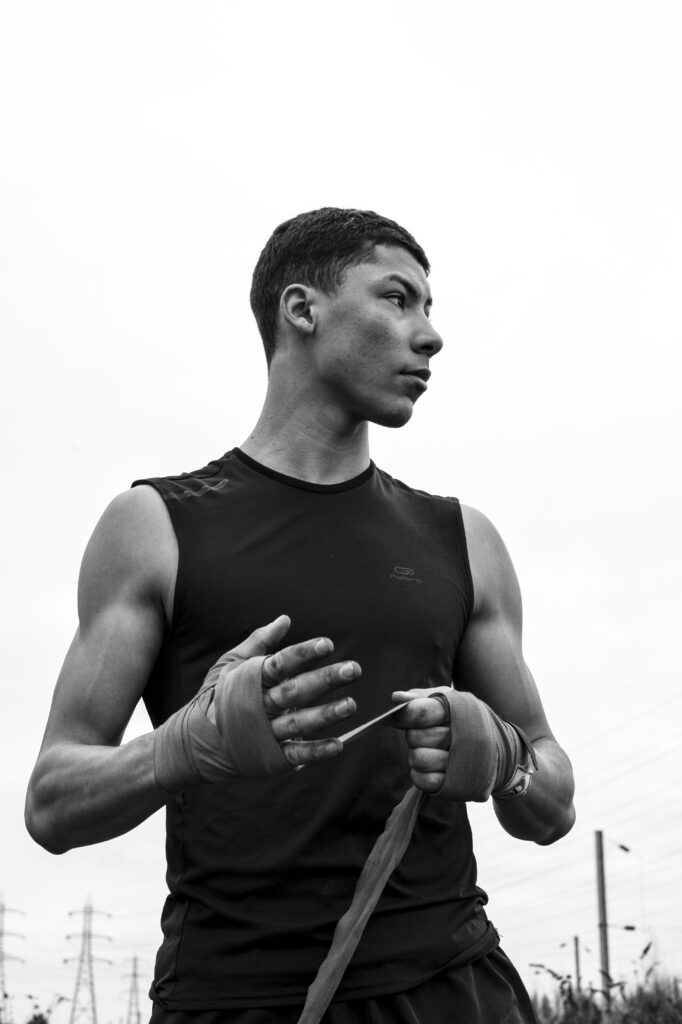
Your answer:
[1,2,681,1021]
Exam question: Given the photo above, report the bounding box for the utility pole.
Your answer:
[0,895,25,1024]
[65,898,112,1024]
[595,830,611,1002]
[560,936,588,994]
[124,957,141,1024]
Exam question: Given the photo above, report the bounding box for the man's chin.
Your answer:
[371,402,415,429]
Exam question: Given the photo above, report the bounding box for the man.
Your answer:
[26,208,575,1023]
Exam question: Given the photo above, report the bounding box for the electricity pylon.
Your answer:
[0,896,24,1024]
[124,956,142,1024]
[64,898,112,1024]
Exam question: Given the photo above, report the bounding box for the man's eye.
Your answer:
[387,293,406,309]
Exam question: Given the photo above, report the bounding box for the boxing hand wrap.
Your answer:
[429,690,537,803]
[153,655,293,792]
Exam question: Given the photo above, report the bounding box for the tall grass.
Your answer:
[531,973,682,1023]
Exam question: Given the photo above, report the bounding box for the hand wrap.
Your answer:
[430,690,537,802]
[153,654,293,792]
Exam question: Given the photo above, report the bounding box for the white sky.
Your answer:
[1,2,681,1021]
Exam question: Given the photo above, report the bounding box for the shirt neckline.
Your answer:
[230,448,375,494]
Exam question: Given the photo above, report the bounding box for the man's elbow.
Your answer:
[24,779,72,855]
[535,802,576,846]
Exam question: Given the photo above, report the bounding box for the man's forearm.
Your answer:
[25,732,168,854]
[493,738,575,845]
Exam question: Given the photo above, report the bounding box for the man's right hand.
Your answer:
[153,615,360,791]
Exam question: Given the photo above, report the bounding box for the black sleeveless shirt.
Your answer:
[134,449,497,1011]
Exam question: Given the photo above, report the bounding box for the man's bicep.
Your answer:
[454,613,555,744]
[40,488,174,751]
[43,601,163,749]
[457,505,555,743]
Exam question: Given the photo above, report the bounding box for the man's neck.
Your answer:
[241,393,371,486]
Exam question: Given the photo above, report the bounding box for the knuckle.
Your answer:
[262,691,278,717]
[288,712,302,736]
[320,702,336,723]
[408,749,422,769]
[322,698,350,722]
[412,770,444,793]
[425,773,444,793]
[267,652,281,676]
[304,739,340,762]
[262,651,278,684]
[409,748,446,772]
[283,742,303,767]
[280,679,297,704]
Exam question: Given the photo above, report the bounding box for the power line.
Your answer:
[569,691,682,753]
[577,735,681,792]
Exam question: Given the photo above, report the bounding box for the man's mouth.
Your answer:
[402,367,431,383]
[400,368,431,391]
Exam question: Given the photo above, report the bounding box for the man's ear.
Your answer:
[280,284,317,337]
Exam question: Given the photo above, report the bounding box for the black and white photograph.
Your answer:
[1,3,680,1022]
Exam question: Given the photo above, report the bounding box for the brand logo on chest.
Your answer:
[390,565,423,585]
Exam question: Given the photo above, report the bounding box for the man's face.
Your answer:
[310,245,443,429]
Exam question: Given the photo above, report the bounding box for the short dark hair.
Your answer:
[250,207,430,363]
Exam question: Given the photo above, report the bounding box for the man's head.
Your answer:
[250,207,430,364]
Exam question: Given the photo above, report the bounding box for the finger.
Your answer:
[408,747,449,774]
[264,660,361,716]
[392,688,437,702]
[262,636,334,687]
[281,738,344,768]
[392,698,448,729]
[410,769,446,794]
[271,698,356,741]
[228,615,292,661]
[405,726,451,750]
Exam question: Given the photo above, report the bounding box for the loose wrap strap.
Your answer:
[297,690,538,1022]
[154,655,293,791]
[155,674,537,1018]
[297,785,426,1024]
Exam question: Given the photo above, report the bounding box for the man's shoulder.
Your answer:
[131,451,234,502]
[102,483,174,536]
[459,505,521,616]
[80,485,178,611]
[374,465,463,508]
[460,504,500,546]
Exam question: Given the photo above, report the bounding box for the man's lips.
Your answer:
[400,368,431,390]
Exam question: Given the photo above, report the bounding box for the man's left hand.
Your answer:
[391,688,451,793]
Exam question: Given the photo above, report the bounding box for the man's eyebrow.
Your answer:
[381,273,433,309]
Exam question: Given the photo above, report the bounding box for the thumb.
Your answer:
[202,616,292,690]
[392,688,431,703]
[392,685,452,703]
[231,614,292,660]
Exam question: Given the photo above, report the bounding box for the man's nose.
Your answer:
[412,321,443,357]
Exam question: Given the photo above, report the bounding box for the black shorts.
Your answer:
[149,947,537,1023]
